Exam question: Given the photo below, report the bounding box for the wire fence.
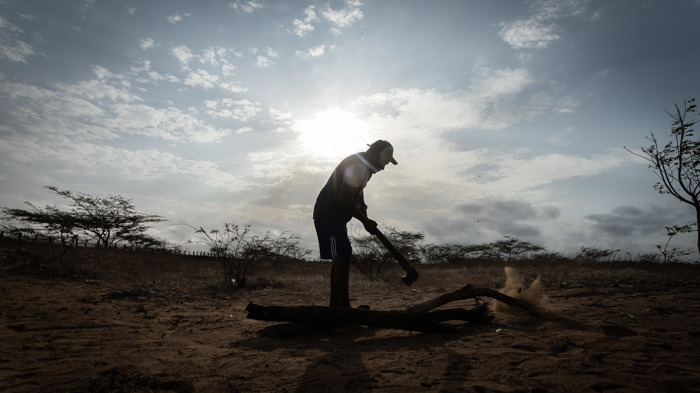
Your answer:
[0,230,221,259]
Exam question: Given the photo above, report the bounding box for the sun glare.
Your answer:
[296,108,373,160]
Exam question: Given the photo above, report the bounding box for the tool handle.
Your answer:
[374,229,411,271]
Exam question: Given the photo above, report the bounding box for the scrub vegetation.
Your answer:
[1,185,697,291]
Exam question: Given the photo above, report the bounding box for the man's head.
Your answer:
[366,140,397,171]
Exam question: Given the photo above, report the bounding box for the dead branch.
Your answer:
[407,285,541,318]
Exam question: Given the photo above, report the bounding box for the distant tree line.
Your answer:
[348,226,695,280]
[349,227,549,280]
[1,186,166,250]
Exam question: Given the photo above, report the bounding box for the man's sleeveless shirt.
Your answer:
[313,153,374,223]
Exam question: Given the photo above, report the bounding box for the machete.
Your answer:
[373,228,419,286]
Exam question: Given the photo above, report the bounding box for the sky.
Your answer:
[1,0,699,260]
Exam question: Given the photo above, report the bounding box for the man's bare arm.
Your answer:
[338,181,378,234]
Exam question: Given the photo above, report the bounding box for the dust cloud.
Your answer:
[494,266,548,313]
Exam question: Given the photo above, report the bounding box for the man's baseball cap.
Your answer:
[368,140,398,165]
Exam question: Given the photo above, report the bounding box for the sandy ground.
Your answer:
[2,257,700,393]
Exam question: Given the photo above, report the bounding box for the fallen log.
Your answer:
[256,305,495,338]
[425,304,493,323]
[245,303,461,333]
[246,285,539,335]
[407,285,541,318]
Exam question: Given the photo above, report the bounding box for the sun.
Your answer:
[296,108,373,160]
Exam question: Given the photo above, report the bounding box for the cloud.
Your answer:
[266,47,280,58]
[57,78,136,103]
[0,80,116,140]
[139,37,156,50]
[547,126,574,147]
[204,98,262,122]
[200,46,228,66]
[0,137,249,193]
[1,40,36,63]
[356,64,535,132]
[172,45,194,69]
[269,108,293,132]
[457,198,560,237]
[580,204,698,254]
[173,45,241,79]
[230,0,264,13]
[220,81,248,93]
[0,16,35,63]
[129,60,179,84]
[255,55,274,68]
[293,5,319,37]
[469,61,532,99]
[498,0,592,49]
[221,63,236,76]
[413,198,562,248]
[0,16,23,34]
[0,73,231,143]
[19,64,137,110]
[167,13,191,25]
[322,0,364,32]
[498,19,560,49]
[536,0,590,19]
[108,103,233,143]
[355,59,579,133]
[119,108,188,142]
[296,45,325,58]
[585,205,688,238]
[183,69,219,88]
[490,152,628,190]
[79,0,97,18]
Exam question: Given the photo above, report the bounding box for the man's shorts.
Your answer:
[314,220,352,260]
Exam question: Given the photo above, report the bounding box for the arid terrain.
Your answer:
[1,241,700,393]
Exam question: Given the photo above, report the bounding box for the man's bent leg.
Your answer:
[330,256,351,308]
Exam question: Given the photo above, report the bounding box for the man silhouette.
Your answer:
[313,140,398,308]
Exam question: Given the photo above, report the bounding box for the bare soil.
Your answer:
[1,244,700,393]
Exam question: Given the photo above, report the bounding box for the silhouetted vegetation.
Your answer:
[351,226,424,279]
[1,186,697,290]
[345,227,695,281]
[194,222,310,288]
[626,98,700,253]
[575,246,620,262]
[1,186,165,249]
[2,232,699,296]
[656,224,696,263]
